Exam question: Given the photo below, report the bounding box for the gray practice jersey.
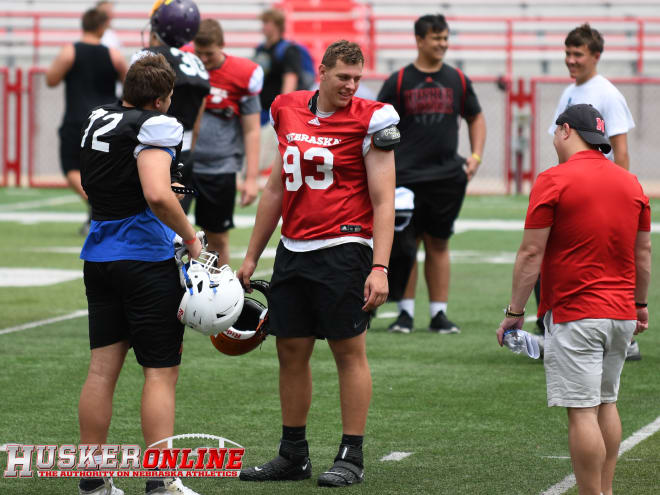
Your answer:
[192,94,261,175]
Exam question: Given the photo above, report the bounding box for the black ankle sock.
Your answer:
[79,478,104,491]
[279,437,309,463]
[335,436,364,468]
[340,434,363,448]
[282,425,306,442]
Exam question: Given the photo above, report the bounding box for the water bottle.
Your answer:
[503,329,525,354]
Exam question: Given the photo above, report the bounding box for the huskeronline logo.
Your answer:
[286,132,340,147]
[3,434,244,478]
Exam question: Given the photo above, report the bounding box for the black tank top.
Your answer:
[63,42,118,126]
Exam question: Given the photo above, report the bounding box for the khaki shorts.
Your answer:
[543,311,635,408]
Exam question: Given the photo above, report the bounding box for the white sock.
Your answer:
[93,454,103,468]
[398,299,415,317]
[430,302,448,318]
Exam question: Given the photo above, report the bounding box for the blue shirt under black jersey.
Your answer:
[80,208,175,262]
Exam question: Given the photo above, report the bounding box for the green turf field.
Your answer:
[0,188,658,494]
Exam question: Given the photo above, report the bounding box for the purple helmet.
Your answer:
[150,0,200,48]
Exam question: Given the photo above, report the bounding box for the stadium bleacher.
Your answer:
[2,0,660,77]
[2,0,660,194]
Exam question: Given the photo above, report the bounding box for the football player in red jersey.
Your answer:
[237,40,400,487]
[184,19,263,266]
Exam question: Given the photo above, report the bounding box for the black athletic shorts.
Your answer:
[193,172,236,233]
[83,258,185,368]
[406,174,468,239]
[269,242,372,339]
[59,122,83,174]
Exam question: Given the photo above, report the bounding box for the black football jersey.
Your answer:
[134,46,210,130]
[80,102,183,221]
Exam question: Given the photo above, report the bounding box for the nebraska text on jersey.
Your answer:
[285,133,341,147]
[270,91,399,243]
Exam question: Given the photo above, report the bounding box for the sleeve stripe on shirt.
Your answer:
[363,104,400,155]
[133,144,176,159]
[368,104,400,134]
[248,65,264,95]
[138,115,183,148]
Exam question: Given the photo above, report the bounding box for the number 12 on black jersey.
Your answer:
[81,108,124,152]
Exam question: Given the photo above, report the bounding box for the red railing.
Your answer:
[2,67,22,187]
[2,11,659,75]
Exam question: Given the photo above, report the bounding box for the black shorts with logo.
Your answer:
[84,258,185,368]
[269,242,372,339]
[406,174,468,240]
[193,172,236,233]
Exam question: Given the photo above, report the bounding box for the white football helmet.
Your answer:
[176,251,244,336]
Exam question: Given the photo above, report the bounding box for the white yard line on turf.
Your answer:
[0,195,79,212]
[0,310,88,336]
[380,452,413,461]
[541,415,660,495]
[3,211,660,233]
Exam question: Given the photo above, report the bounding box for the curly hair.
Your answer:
[321,40,364,68]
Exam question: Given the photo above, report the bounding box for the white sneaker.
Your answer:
[145,477,202,495]
[625,340,642,361]
[79,478,124,495]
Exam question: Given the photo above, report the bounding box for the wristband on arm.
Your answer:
[504,305,525,318]
[372,264,389,275]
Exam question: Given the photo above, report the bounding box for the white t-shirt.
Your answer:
[548,75,635,160]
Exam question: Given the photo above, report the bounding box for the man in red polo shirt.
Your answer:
[496,104,651,495]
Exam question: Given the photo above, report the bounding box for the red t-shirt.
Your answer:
[179,49,263,116]
[270,91,399,241]
[526,150,651,323]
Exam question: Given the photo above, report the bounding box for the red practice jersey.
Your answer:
[270,91,399,242]
[180,48,263,116]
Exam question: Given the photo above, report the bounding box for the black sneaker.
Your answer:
[239,439,311,482]
[317,460,364,487]
[388,310,413,334]
[428,311,460,334]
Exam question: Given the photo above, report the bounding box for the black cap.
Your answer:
[555,104,611,154]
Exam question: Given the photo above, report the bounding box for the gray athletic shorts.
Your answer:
[543,311,635,408]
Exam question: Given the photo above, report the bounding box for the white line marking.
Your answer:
[541,456,571,459]
[380,451,413,461]
[0,212,261,227]
[251,269,273,278]
[541,415,660,495]
[0,268,83,287]
[376,311,399,319]
[3,211,660,234]
[0,310,88,336]
[0,195,79,212]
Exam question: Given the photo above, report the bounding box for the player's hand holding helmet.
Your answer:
[149,0,201,48]
[210,280,270,356]
[176,249,244,337]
